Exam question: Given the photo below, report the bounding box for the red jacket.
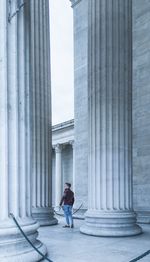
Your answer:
[60,188,74,206]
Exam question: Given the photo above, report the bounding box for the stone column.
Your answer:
[54,144,62,207]
[80,0,142,236]
[70,0,88,211]
[70,141,75,193]
[31,0,57,226]
[0,0,46,261]
[132,0,150,224]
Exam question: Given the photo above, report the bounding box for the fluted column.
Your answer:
[31,0,57,226]
[0,0,46,260]
[70,0,88,211]
[80,0,142,236]
[54,144,62,207]
[70,141,75,193]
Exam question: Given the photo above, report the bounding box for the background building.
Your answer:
[52,120,74,207]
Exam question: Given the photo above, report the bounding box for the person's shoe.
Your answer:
[70,224,74,228]
[62,225,70,228]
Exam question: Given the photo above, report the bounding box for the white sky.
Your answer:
[49,0,74,125]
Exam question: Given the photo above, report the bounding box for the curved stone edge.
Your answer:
[32,207,58,226]
[38,217,58,227]
[80,211,142,237]
[0,219,39,236]
[80,224,142,237]
[0,240,47,262]
[0,220,47,261]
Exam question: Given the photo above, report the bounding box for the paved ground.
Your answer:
[39,217,150,262]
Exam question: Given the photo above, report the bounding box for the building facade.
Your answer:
[0,0,150,261]
[52,120,74,207]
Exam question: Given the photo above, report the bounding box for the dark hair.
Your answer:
[65,183,71,188]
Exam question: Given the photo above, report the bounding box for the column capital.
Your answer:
[70,0,82,8]
[53,143,63,153]
[69,140,75,147]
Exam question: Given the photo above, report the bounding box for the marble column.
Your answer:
[70,0,88,211]
[54,144,62,207]
[70,141,75,193]
[80,0,142,236]
[31,0,57,226]
[0,0,46,261]
[132,0,150,224]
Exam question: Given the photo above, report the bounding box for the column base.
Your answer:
[136,211,150,224]
[32,207,58,226]
[0,218,47,262]
[80,210,142,237]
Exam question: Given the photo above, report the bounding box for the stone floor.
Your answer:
[39,217,150,262]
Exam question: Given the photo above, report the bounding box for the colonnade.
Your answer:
[53,141,75,207]
[0,0,143,260]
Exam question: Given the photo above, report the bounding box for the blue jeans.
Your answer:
[63,205,73,225]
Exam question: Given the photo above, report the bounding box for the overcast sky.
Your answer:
[49,0,74,125]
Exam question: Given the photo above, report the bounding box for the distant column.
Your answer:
[31,0,57,226]
[80,0,142,237]
[54,144,63,207]
[70,141,75,193]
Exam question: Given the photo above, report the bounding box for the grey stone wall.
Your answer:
[73,0,88,209]
[133,0,150,219]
